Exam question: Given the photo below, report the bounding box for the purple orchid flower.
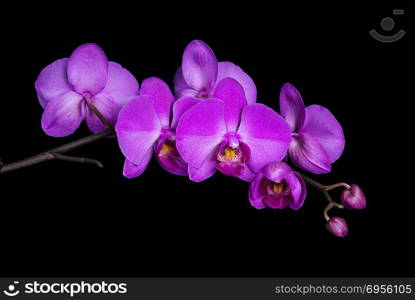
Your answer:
[279,83,345,174]
[176,78,292,182]
[249,161,306,210]
[174,40,257,104]
[35,43,139,137]
[116,77,196,178]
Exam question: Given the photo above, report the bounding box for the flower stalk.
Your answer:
[0,129,113,174]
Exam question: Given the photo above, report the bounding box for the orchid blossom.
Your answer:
[35,43,139,137]
[174,40,257,104]
[176,78,291,182]
[279,83,345,174]
[116,77,196,178]
[249,161,306,210]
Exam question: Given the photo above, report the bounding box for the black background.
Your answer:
[0,3,412,277]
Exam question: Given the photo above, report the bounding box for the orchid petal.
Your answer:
[237,104,292,172]
[93,61,139,107]
[279,83,305,132]
[249,173,266,209]
[216,61,257,104]
[188,156,217,182]
[212,78,247,132]
[67,43,108,95]
[173,67,199,99]
[289,133,331,174]
[35,58,73,108]
[122,149,152,179]
[170,96,200,129]
[41,91,85,137]
[238,165,256,182]
[262,161,293,183]
[176,99,226,169]
[85,95,121,133]
[301,104,345,163]
[140,77,175,128]
[115,96,162,165]
[289,173,307,210]
[182,40,218,91]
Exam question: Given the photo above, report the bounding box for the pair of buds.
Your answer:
[325,185,366,237]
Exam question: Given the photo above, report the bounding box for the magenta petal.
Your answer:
[176,99,226,169]
[122,149,152,179]
[93,61,139,107]
[216,61,257,104]
[237,104,292,172]
[173,67,199,99]
[212,78,247,132]
[115,96,162,165]
[279,83,305,132]
[35,58,73,108]
[86,95,121,133]
[140,77,175,128]
[286,172,306,210]
[188,157,217,182]
[170,96,200,129]
[238,165,256,182]
[67,43,108,95]
[301,104,345,163]
[182,40,218,91]
[41,91,85,137]
[262,161,293,182]
[289,133,331,174]
[249,173,266,209]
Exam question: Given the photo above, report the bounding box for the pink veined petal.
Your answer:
[85,94,121,133]
[301,104,345,163]
[188,157,217,182]
[41,91,85,137]
[170,96,200,129]
[182,40,218,92]
[262,161,293,183]
[289,133,331,174]
[176,99,227,169]
[122,149,153,179]
[67,43,109,96]
[279,83,306,132]
[216,61,257,104]
[93,61,139,107]
[248,173,266,209]
[140,77,175,128]
[237,104,292,173]
[35,58,73,108]
[212,78,247,132]
[115,96,162,165]
[173,67,199,99]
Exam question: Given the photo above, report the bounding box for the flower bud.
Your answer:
[325,217,348,237]
[341,184,366,210]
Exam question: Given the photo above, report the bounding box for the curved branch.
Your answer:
[0,129,114,174]
[299,173,344,209]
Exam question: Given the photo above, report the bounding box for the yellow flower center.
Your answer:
[272,183,284,194]
[224,148,237,159]
[160,143,174,156]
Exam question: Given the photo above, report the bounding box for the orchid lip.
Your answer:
[260,177,292,209]
[155,130,187,176]
[215,137,250,177]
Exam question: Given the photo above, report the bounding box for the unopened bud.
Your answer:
[341,184,366,210]
[325,216,348,237]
